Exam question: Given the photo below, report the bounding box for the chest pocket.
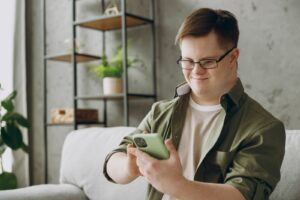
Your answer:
[203,150,235,182]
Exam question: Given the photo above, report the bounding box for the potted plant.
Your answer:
[90,45,140,95]
[0,83,30,190]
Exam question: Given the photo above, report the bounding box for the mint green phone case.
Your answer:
[133,134,170,160]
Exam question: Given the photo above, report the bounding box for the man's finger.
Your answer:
[127,144,137,157]
[165,139,176,155]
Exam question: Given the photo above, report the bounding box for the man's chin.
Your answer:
[190,87,209,96]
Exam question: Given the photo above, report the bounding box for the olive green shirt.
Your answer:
[103,78,286,200]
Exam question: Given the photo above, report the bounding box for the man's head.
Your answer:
[176,8,240,105]
[175,8,239,49]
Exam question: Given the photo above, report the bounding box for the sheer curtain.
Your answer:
[0,0,29,187]
[12,0,29,187]
[0,1,16,173]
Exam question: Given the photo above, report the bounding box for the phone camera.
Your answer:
[134,137,147,148]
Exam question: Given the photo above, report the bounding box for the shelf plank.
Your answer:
[128,93,156,98]
[75,93,156,101]
[46,53,101,63]
[75,94,124,101]
[47,121,105,126]
[46,123,74,126]
[76,14,151,31]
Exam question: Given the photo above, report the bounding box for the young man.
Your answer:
[103,8,285,200]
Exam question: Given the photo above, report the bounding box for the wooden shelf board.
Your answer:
[75,93,156,101]
[77,15,149,31]
[46,53,100,63]
[75,94,124,100]
[47,121,105,126]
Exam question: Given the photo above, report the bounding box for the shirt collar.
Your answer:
[174,82,191,97]
[224,78,244,107]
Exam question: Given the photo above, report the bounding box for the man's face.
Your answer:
[180,32,239,105]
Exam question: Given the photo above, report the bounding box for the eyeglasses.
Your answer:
[177,47,235,70]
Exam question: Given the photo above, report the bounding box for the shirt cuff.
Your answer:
[225,176,271,200]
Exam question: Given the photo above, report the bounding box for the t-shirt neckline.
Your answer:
[189,96,222,112]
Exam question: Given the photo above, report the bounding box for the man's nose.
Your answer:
[192,63,206,74]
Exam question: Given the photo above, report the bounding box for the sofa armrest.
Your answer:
[270,130,300,200]
[0,184,88,200]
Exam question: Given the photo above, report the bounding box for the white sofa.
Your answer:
[0,127,299,200]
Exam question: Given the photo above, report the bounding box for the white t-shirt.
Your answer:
[162,96,223,200]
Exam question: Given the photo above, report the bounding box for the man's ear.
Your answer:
[230,48,239,63]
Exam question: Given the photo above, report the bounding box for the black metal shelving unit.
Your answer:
[42,0,156,183]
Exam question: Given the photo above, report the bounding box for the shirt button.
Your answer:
[233,177,243,183]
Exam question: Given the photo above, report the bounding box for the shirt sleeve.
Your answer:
[102,104,155,182]
[224,121,286,200]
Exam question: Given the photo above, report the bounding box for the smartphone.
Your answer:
[132,133,169,160]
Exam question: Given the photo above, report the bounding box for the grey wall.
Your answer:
[27,0,300,184]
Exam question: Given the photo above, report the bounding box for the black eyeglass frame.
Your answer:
[176,46,236,70]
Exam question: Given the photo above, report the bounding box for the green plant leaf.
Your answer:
[101,54,109,66]
[13,113,30,128]
[89,44,142,79]
[1,91,17,112]
[1,100,14,112]
[1,124,23,150]
[92,65,123,78]
[0,172,17,190]
[1,112,14,122]
[1,112,30,128]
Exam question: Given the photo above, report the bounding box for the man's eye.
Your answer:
[201,60,215,67]
[182,60,194,65]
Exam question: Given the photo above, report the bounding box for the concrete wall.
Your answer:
[27,0,300,184]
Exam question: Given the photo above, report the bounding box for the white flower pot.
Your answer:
[103,77,123,95]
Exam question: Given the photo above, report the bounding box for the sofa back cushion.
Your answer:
[60,127,147,200]
[270,130,300,200]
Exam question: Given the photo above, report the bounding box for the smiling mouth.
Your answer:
[191,77,208,80]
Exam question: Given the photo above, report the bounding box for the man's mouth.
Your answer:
[191,76,208,80]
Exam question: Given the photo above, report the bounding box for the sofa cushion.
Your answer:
[270,130,300,200]
[0,184,87,200]
[60,127,147,200]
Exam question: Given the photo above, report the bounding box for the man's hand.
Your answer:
[126,144,142,178]
[128,139,185,196]
[106,144,141,184]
